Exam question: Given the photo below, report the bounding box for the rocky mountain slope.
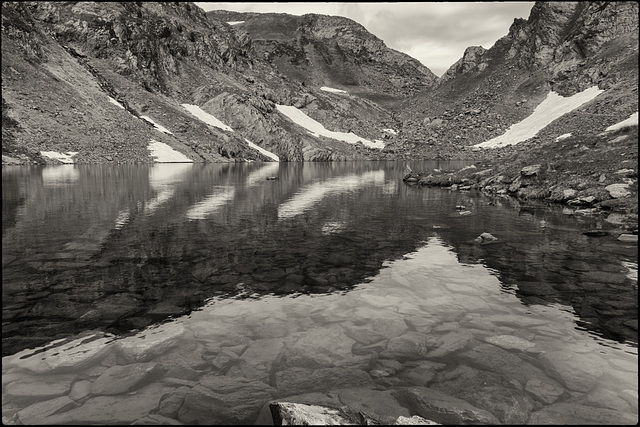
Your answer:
[395,1,638,216]
[390,1,638,159]
[1,1,416,164]
[2,1,638,208]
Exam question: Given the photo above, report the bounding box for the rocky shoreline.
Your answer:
[403,125,639,236]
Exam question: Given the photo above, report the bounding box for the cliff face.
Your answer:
[440,1,638,92]
[503,1,639,94]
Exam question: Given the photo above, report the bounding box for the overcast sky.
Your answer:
[195,2,535,76]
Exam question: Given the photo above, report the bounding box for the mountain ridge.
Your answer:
[2,1,638,192]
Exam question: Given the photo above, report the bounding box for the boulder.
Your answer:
[394,415,440,425]
[269,402,357,425]
[268,401,440,425]
[473,232,498,244]
[618,234,638,242]
[520,164,542,177]
[605,183,631,198]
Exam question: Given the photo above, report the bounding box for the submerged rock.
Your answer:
[473,232,498,244]
[391,387,499,424]
[91,362,165,395]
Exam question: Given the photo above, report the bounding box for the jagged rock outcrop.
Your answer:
[504,1,639,94]
[24,2,253,94]
[439,46,489,84]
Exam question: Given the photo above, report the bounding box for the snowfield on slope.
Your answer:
[320,87,347,94]
[40,151,79,164]
[148,140,193,163]
[245,139,280,162]
[474,86,604,149]
[606,112,639,131]
[182,104,234,132]
[276,104,385,149]
[182,104,280,161]
[141,116,173,135]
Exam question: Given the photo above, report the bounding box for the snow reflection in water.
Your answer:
[278,170,385,219]
[41,164,79,187]
[2,236,637,424]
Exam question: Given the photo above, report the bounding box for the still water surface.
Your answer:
[2,161,638,424]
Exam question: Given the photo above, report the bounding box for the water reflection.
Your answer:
[41,165,79,187]
[2,235,636,424]
[278,170,385,219]
[1,161,637,361]
[145,163,193,215]
[186,186,236,220]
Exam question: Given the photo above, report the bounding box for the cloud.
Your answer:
[195,2,535,76]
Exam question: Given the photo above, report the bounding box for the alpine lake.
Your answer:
[2,160,638,424]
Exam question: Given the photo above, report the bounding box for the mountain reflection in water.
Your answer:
[2,161,637,357]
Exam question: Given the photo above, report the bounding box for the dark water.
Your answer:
[2,161,638,424]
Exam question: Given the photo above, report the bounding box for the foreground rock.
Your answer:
[268,402,440,425]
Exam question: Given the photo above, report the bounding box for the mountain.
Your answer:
[390,1,639,158]
[396,1,638,215]
[2,1,265,163]
[2,1,428,164]
[205,10,438,106]
[1,1,638,203]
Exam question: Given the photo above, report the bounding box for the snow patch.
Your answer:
[556,133,572,141]
[148,140,193,163]
[108,97,125,110]
[320,86,347,94]
[383,128,398,135]
[141,115,173,135]
[606,112,638,132]
[474,86,603,149]
[226,21,244,25]
[245,139,279,161]
[275,104,384,149]
[40,151,79,164]
[181,104,234,132]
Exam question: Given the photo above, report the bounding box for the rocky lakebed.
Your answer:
[2,233,637,425]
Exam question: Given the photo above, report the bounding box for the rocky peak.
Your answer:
[505,2,638,68]
[439,46,489,84]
